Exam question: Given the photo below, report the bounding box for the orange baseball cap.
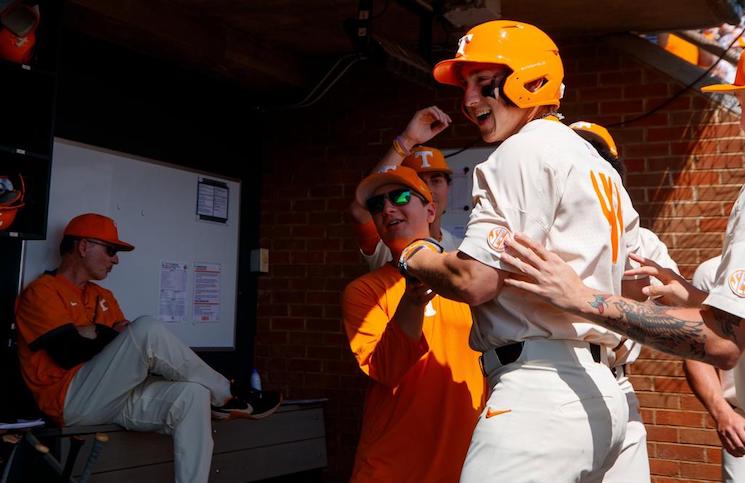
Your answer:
[701,51,745,93]
[569,121,618,157]
[63,213,135,251]
[401,145,452,175]
[355,166,433,207]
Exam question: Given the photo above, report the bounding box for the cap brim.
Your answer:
[355,172,432,206]
[416,167,453,175]
[113,241,135,252]
[701,83,745,93]
[433,58,463,86]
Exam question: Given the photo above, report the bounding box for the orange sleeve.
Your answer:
[354,220,381,256]
[342,277,429,387]
[16,282,73,345]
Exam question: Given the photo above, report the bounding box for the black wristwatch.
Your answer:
[397,237,444,278]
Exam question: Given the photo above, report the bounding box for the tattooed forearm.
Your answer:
[589,295,609,314]
[585,294,708,361]
[712,307,743,344]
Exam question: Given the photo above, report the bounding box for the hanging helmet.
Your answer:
[0,174,25,231]
[569,121,618,158]
[0,3,39,64]
[433,20,564,109]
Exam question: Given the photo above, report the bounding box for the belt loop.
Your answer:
[590,343,601,364]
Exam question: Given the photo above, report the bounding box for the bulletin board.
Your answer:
[22,139,241,349]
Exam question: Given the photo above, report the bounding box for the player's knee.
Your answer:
[127,315,166,341]
[171,383,211,421]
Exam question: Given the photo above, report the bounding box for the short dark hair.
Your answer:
[59,236,79,256]
[587,139,626,179]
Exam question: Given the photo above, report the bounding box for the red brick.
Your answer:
[625,142,670,157]
[699,218,728,233]
[674,171,719,185]
[673,233,724,249]
[601,99,644,114]
[679,462,721,479]
[599,69,642,85]
[650,458,680,476]
[655,443,706,461]
[647,187,694,202]
[697,185,743,202]
[656,409,707,427]
[636,393,681,409]
[653,377,692,393]
[624,82,669,98]
[646,425,679,443]
[678,428,720,446]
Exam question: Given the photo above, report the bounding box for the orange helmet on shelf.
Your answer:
[0,174,25,231]
[433,20,564,108]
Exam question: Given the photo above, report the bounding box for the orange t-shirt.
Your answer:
[342,264,485,483]
[16,273,125,425]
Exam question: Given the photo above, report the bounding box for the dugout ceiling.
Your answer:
[64,0,743,96]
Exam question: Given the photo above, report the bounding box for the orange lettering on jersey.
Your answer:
[590,171,624,264]
[728,269,745,298]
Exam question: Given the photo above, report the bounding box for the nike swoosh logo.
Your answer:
[485,408,511,418]
[70,302,78,306]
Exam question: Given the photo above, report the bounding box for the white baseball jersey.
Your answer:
[702,186,745,412]
[694,254,745,483]
[459,118,642,351]
[704,185,745,320]
[362,227,462,271]
[691,255,738,408]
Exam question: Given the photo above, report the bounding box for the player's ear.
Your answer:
[425,202,436,223]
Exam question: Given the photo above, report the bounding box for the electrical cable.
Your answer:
[263,53,366,111]
[608,26,745,127]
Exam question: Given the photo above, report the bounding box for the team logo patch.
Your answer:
[487,226,511,252]
[728,269,745,298]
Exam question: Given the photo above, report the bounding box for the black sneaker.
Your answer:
[211,389,282,420]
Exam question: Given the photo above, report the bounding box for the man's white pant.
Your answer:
[602,373,650,482]
[460,340,629,483]
[63,316,232,483]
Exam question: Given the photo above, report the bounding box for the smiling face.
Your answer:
[370,183,435,255]
[459,63,537,143]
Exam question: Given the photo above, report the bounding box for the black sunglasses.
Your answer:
[85,239,119,257]
[365,188,426,214]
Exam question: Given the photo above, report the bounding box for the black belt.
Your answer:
[494,341,603,366]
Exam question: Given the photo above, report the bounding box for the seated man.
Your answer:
[342,166,484,482]
[15,213,281,483]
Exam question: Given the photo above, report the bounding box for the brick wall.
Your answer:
[255,36,745,482]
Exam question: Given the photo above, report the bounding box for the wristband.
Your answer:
[397,237,444,278]
[392,136,411,157]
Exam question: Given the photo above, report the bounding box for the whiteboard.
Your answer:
[23,139,241,349]
[441,147,495,239]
